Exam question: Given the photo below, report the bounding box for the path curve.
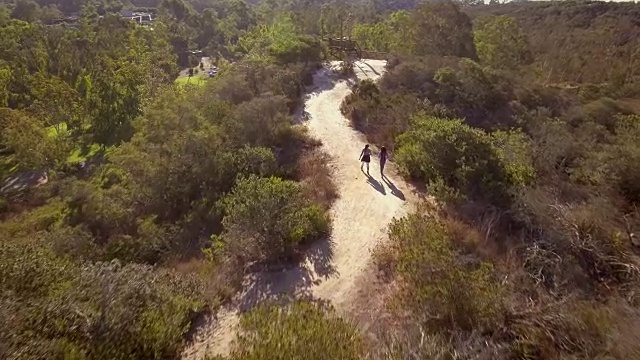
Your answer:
[181,60,419,359]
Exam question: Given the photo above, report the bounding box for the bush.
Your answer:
[513,184,640,298]
[375,210,506,332]
[341,87,418,149]
[295,148,338,211]
[224,300,364,360]
[48,261,204,360]
[218,175,330,263]
[568,97,633,131]
[394,114,532,205]
[433,60,515,130]
[0,199,66,237]
[0,235,74,299]
[336,61,355,77]
[508,300,640,359]
[227,95,292,148]
[0,235,205,360]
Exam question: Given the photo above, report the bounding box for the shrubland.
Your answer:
[3,0,640,358]
[210,301,364,360]
[0,4,334,358]
[340,0,640,359]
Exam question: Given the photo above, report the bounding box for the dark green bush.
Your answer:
[394,114,533,205]
[218,175,330,263]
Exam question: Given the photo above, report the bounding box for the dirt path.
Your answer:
[181,59,419,359]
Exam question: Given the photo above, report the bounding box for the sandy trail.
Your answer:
[181,59,418,359]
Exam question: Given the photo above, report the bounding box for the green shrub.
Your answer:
[377,211,506,332]
[567,115,640,206]
[225,300,364,360]
[0,199,66,237]
[490,129,536,186]
[433,60,514,130]
[46,261,205,360]
[0,237,206,360]
[227,95,292,148]
[569,97,633,131]
[218,175,330,263]
[341,88,418,149]
[0,235,74,299]
[395,114,532,205]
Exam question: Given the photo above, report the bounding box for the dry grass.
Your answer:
[367,195,640,360]
[171,257,241,303]
[296,148,338,211]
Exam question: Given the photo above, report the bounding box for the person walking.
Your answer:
[359,144,372,174]
[379,146,388,177]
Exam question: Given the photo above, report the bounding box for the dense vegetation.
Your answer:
[342,1,640,358]
[2,0,640,359]
[0,0,332,357]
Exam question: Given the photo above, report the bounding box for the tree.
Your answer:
[38,4,63,24]
[320,1,354,39]
[1,109,71,170]
[28,74,85,133]
[409,0,477,59]
[237,15,322,64]
[474,15,533,70]
[0,66,9,107]
[10,0,40,22]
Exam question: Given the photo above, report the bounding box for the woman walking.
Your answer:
[359,144,372,174]
[379,146,388,177]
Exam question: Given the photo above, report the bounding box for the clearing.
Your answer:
[181,59,419,359]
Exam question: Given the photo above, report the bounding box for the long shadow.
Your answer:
[234,236,338,312]
[382,175,405,201]
[353,62,371,79]
[363,169,386,195]
[359,60,381,76]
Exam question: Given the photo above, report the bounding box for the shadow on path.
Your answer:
[235,237,338,312]
[359,60,381,76]
[363,169,386,195]
[382,175,405,201]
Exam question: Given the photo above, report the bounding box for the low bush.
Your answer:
[217,175,330,263]
[375,210,506,333]
[514,189,640,294]
[341,80,418,150]
[295,148,338,211]
[394,114,533,206]
[0,235,205,360]
[223,300,364,360]
[507,300,640,359]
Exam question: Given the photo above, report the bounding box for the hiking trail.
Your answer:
[181,59,419,359]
